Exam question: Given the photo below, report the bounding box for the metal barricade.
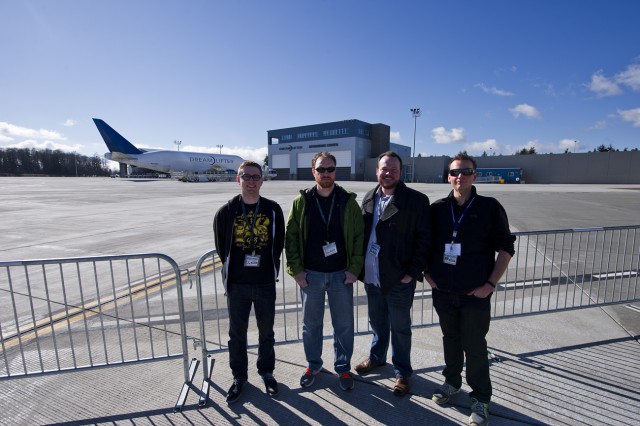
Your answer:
[0,253,196,411]
[192,225,640,403]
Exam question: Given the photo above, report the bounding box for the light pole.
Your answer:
[574,140,577,153]
[410,107,421,183]
[174,140,182,151]
[216,144,223,154]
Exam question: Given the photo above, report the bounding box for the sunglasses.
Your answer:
[449,168,475,177]
[240,174,262,181]
[315,166,336,173]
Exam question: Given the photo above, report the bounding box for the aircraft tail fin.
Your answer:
[93,118,143,154]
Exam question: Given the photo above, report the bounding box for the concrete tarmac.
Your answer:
[0,177,639,425]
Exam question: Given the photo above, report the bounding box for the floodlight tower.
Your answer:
[174,140,182,151]
[410,107,421,183]
[216,144,223,154]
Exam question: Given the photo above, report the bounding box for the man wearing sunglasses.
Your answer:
[425,152,515,426]
[285,151,364,392]
[214,161,285,404]
[356,151,431,397]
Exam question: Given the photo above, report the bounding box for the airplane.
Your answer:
[93,118,245,176]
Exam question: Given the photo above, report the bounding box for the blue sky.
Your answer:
[1,0,639,165]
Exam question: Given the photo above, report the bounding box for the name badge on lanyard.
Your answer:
[443,243,460,265]
[245,251,261,267]
[444,197,475,267]
[323,241,338,257]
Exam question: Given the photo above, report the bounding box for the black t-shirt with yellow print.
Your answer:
[228,202,275,285]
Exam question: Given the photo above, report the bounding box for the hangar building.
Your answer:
[267,119,410,181]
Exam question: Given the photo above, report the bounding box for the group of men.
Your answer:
[213,150,515,426]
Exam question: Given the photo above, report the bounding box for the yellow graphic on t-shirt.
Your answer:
[234,211,270,249]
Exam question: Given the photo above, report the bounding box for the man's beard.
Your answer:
[379,178,398,190]
[317,177,334,188]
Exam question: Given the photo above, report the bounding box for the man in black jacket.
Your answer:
[425,152,515,426]
[356,151,431,396]
[213,161,285,404]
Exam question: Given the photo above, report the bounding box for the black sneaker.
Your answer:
[262,373,279,396]
[226,378,245,404]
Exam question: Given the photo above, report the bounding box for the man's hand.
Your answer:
[400,274,413,284]
[295,271,308,288]
[344,271,357,284]
[424,274,438,290]
[467,282,494,298]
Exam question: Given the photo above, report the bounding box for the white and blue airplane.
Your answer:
[93,118,244,175]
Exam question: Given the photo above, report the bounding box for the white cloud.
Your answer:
[559,138,579,152]
[464,139,499,154]
[0,122,66,141]
[616,64,640,91]
[587,70,623,97]
[588,120,608,130]
[389,131,401,143]
[62,119,76,127]
[7,139,82,152]
[431,127,466,144]
[618,107,640,127]
[509,104,542,120]
[476,83,514,97]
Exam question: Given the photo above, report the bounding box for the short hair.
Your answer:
[377,151,403,169]
[237,160,262,176]
[450,151,477,170]
[311,151,336,169]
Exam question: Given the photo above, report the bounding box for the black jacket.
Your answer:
[213,195,285,289]
[427,186,515,294]
[360,181,431,293]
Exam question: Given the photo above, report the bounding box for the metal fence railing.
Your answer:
[1,226,638,409]
[0,253,196,410]
[191,225,640,400]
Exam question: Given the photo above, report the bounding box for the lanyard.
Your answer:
[315,193,335,238]
[449,196,475,243]
[241,199,260,248]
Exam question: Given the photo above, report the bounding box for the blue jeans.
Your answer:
[364,281,416,378]
[301,270,354,374]
[226,282,276,380]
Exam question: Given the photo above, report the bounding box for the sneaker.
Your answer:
[469,398,489,426]
[262,373,279,396]
[226,378,245,404]
[300,367,319,388]
[338,372,354,390]
[432,382,460,405]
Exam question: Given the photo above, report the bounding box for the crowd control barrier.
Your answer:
[191,225,639,405]
[0,253,196,411]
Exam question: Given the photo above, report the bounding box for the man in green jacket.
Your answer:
[285,151,364,391]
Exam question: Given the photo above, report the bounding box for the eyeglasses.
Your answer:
[240,174,262,181]
[449,168,475,177]
[315,166,336,174]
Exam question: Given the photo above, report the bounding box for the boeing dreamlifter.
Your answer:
[93,118,245,177]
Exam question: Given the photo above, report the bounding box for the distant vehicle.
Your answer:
[476,167,523,184]
[93,118,245,176]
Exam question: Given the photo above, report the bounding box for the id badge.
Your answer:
[443,253,458,265]
[323,242,338,257]
[368,243,380,257]
[445,243,461,256]
[244,253,261,267]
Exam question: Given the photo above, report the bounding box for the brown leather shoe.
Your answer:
[393,376,410,396]
[354,358,385,375]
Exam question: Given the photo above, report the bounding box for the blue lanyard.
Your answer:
[449,196,475,243]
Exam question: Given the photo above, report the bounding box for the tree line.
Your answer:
[0,148,112,177]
